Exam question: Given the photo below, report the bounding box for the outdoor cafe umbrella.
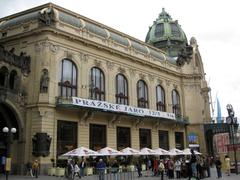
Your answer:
[139,147,157,155]
[120,147,140,156]
[154,148,169,156]
[61,146,99,157]
[98,147,123,156]
[183,148,201,155]
[169,148,184,156]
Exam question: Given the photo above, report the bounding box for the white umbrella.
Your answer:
[169,148,184,156]
[61,146,99,157]
[98,147,123,156]
[183,148,201,155]
[120,147,140,156]
[154,148,169,155]
[139,147,157,155]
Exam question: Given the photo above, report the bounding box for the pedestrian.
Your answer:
[97,159,106,180]
[32,159,40,178]
[111,160,119,180]
[224,155,230,176]
[215,156,222,178]
[26,161,33,177]
[190,149,197,179]
[146,158,152,176]
[73,162,81,179]
[159,159,165,180]
[67,160,74,180]
[175,159,181,179]
[136,161,142,177]
[79,159,86,178]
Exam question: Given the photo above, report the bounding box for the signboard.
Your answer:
[188,132,199,145]
[5,158,11,171]
[72,97,176,120]
[213,133,229,154]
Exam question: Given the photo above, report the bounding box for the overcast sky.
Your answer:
[1,0,240,119]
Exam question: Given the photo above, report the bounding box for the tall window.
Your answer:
[175,132,184,150]
[58,59,77,97]
[9,70,17,90]
[156,85,165,111]
[89,67,105,101]
[172,89,181,116]
[137,80,148,108]
[0,66,8,87]
[90,124,106,151]
[139,128,151,149]
[170,23,181,37]
[155,23,164,37]
[116,74,128,105]
[159,130,169,150]
[57,121,77,157]
[117,127,131,150]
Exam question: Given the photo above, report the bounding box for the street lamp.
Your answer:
[2,127,17,180]
[226,104,238,175]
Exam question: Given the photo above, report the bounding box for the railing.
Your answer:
[55,96,72,105]
[91,167,135,180]
[175,114,189,124]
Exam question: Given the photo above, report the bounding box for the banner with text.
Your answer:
[72,97,175,120]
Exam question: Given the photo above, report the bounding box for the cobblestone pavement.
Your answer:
[0,168,239,180]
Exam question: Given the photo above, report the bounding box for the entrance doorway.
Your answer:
[0,103,19,174]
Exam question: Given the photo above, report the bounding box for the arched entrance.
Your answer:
[0,103,20,174]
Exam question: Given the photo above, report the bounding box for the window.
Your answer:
[156,85,165,111]
[117,127,131,150]
[175,132,184,150]
[58,59,77,97]
[159,130,169,150]
[116,74,128,105]
[170,23,181,37]
[57,121,77,157]
[89,67,105,101]
[172,89,181,116]
[0,66,8,87]
[9,70,17,90]
[137,80,148,108]
[90,124,106,151]
[139,128,151,149]
[155,23,164,37]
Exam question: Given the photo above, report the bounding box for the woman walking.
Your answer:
[224,155,230,176]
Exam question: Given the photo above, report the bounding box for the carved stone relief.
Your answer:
[106,61,114,71]
[94,59,101,67]
[148,74,154,82]
[118,67,126,74]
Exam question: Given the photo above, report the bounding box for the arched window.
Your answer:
[9,70,17,90]
[58,59,77,97]
[89,67,105,101]
[0,66,9,87]
[137,80,148,108]
[156,85,165,111]
[172,89,181,116]
[116,74,128,105]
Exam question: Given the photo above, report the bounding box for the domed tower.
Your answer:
[145,8,193,66]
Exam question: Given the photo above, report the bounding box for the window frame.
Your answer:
[156,85,166,111]
[137,80,148,108]
[115,73,128,105]
[89,67,105,101]
[58,59,77,97]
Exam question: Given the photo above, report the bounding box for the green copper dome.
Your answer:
[145,8,192,65]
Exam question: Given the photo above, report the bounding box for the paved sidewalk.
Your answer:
[0,168,239,180]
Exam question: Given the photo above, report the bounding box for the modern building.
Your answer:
[0,3,211,174]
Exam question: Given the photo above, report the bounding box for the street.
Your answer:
[0,167,239,180]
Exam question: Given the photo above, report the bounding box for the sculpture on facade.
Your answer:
[40,69,49,93]
[32,133,52,157]
[39,8,54,25]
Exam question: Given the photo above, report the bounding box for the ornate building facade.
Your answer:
[0,3,211,173]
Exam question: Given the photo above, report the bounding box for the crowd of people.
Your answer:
[23,152,233,180]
